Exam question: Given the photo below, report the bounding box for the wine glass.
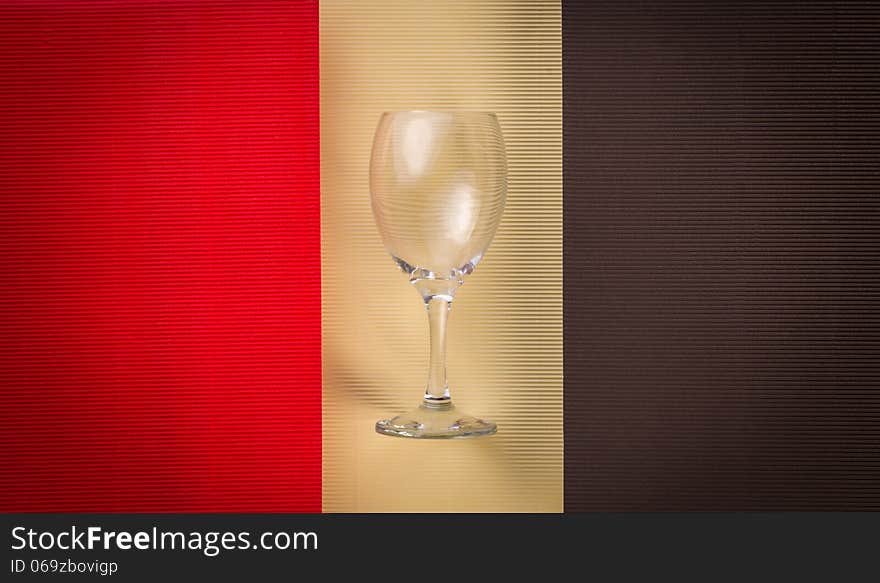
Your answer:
[370,110,507,438]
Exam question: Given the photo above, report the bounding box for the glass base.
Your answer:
[375,403,497,439]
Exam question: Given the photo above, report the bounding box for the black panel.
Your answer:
[564,1,880,510]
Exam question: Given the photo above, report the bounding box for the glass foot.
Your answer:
[375,403,497,439]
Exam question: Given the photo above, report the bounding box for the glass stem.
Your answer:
[424,296,452,406]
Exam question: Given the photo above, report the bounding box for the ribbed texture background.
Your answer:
[0,1,321,511]
[564,1,880,510]
[321,0,561,512]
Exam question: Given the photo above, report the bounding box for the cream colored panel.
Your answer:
[321,0,562,512]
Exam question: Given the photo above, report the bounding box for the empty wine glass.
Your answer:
[370,110,507,438]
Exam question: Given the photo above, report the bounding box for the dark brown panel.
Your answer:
[564,1,880,510]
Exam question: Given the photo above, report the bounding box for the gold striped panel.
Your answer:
[321,0,561,512]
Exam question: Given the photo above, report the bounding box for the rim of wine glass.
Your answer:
[379,109,498,117]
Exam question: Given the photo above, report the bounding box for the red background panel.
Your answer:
[0,1,321,511]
